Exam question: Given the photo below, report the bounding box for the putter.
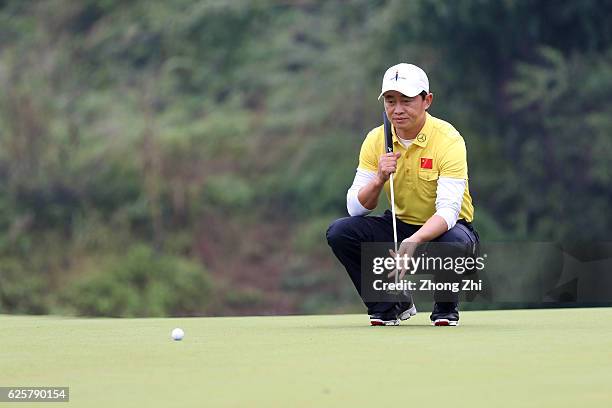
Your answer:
[383,112,399,285]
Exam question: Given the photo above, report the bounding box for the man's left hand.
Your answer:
[388,236,422,280]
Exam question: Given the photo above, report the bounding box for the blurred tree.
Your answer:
[0,0,610,315]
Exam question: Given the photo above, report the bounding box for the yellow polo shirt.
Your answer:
[358,112,474,225]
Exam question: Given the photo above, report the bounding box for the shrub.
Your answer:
[61,244,211,317]
[0,258,49,314]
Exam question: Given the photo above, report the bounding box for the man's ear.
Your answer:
[424,93,433,110]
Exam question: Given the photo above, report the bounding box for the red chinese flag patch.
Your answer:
[420,158,433,169]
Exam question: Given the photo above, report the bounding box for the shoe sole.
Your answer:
[398,304,418,321]
[432,319,459,326]
[370,318,400,326]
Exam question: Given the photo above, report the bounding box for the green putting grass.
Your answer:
[1,308,611,407]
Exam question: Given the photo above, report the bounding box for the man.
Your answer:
[326,63,479,326]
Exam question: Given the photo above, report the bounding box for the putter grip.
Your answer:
[383,112,393,153]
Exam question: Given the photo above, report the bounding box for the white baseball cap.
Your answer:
[378,63,429,99]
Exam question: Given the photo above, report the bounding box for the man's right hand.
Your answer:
[377,152,401,183]
[357,152,402,210]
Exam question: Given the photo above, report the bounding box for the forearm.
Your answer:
[347,169,378,216]
[435,177,466,230]
[408,214,448,243]
[357,178,385,210]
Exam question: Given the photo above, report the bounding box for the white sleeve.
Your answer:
[347,168,377,216]
[435,177,466,230]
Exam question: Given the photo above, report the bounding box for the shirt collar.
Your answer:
[392,112,432,148]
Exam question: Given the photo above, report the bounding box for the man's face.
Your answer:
[383,90,432,132]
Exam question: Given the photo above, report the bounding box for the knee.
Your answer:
[433,225,475,258]
[326,217,354,248]
[436,225,472,244]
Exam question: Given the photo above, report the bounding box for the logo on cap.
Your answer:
[389,70,405,82]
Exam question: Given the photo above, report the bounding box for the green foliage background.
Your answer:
[0,0,611,316]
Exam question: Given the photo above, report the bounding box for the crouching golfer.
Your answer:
[327,63,479,326]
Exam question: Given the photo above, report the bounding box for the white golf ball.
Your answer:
[171,328,184,341]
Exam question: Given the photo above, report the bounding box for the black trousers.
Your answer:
[326,210,479,315]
